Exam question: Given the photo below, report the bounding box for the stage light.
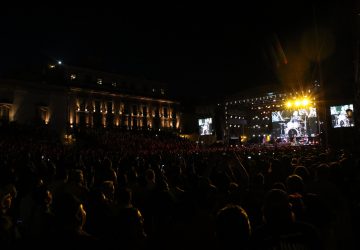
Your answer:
[285,96,314,109]
[302,98,310,106]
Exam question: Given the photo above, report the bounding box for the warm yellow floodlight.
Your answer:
[285,96,314,109]
[302,98,309,106]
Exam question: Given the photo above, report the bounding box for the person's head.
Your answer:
[291,157,299,166]
[34,185,53,208]
[145,169,155,184]
[216,204,251,249]
[316,163,330,182]
[5,184,17,200]
[52,192,86,230]
[102,157,113,170]
[293,166,310,183]
[118,188,132,207]
[101,180,115,202]
[69,169,85,186]
[272,182,286,192]
[263,189,294,226]
[286,174,304,195]
[0,188,12,214]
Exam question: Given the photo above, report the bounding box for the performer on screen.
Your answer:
[285,110,303,138]
[289,110,302,123]
[337,105,351,127]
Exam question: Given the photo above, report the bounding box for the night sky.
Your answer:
[0,2,357,102]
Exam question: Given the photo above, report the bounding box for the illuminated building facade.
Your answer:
[0,62,181,132]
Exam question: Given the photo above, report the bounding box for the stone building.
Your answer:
[0,61,181,133]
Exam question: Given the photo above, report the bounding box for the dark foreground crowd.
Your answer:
[1,125,360,249]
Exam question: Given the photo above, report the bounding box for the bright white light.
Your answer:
[58,61,62,65]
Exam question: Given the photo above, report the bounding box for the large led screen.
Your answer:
[272,107,318,140]
[330,104,354,128]
[198,118,212,135]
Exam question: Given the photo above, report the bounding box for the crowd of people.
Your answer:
[1,123,360,249]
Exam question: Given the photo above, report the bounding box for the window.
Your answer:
[38,106,49,124]
[143,106,147,117]
[95,101,101,113]
[0,104,11,121]
[132,105,138,116]
[79,101,86,112]
[160,89,165,95]
[107,102,113,114]
[124,105,130,115]
[97,78,103,85]
[155,107,159,118]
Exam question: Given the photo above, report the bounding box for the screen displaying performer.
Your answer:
[198,118,213,135]
[272,108,318,141]
[330,104,354,128]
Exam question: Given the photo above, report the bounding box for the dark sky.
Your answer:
[0,2,357,101]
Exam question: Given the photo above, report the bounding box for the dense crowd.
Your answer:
[1,124,360,249]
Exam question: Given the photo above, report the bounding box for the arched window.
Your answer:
[38,106,50,124]
[0,104,12,122]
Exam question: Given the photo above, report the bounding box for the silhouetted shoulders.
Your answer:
[251,221,322,250]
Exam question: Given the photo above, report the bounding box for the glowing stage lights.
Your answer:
[285,97,312,109]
